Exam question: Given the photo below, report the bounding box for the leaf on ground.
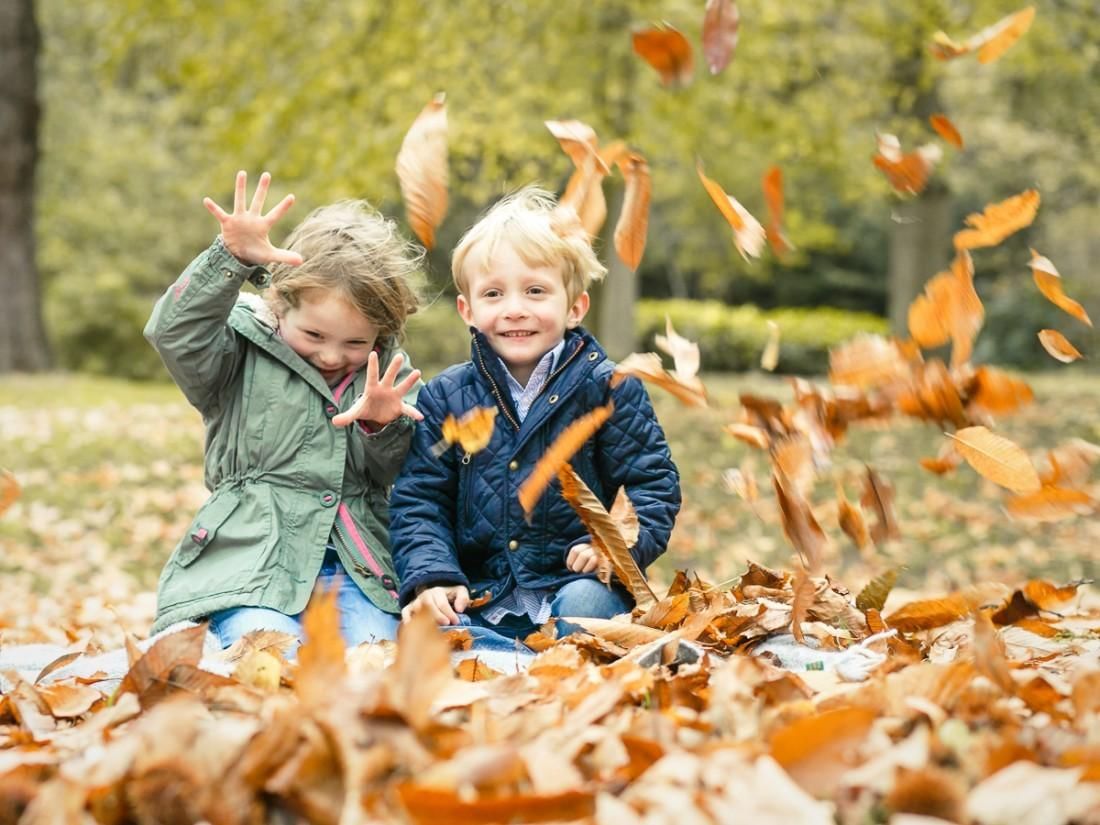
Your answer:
[769,706,877,798]
[614,152,650,272]
[518,403,613,517]
[885,583,1009,632]
[0,469,20,517]
[790,568,815,644]
[947,426,1041,493]
[702,0,740,75]
[115,623,208,706]
[396,783,594,825]
[1037,329,1083,364]
[395,93,448,250]
[972,610,1015,694]
[856,568,899,614]
[1029,249,1092,327]
[386,609,454,731]
[632,24,694,88]
[565,618,665,649]
[953,189,1040,250]
[454,658,503,682]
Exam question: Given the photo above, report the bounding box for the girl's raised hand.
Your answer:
[203,170,303,266]
[332,352,424,429]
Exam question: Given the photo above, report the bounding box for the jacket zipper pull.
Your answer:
[460,451,472,466]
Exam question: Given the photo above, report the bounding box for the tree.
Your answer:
[0,0,50,372]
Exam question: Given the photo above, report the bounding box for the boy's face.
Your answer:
[279,289,378,385]
[456,240,589,386]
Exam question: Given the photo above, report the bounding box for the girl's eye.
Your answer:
[306,331,322,339]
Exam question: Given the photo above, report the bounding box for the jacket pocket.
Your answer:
[174,489,242,567]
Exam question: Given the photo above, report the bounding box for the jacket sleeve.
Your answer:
[144,238,269,414]
[595,374,682,570]
[355,347,424,487]
[388,380,470,606]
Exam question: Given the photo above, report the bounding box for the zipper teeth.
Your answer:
[473,337,520,431]
[534,339,586,400]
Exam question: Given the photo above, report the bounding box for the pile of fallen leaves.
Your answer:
[1,569,1098,823]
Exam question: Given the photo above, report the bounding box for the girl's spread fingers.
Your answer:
[366,350,380,384]
[249,171,270,214]
[401,402,424,421]
[381,353,403,385]
[266,193,296,224]
[203,197,228,221]
[272,247,303,266]
[233,170,247,213]
[396,369,422,394]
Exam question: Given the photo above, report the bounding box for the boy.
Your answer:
[390,187,680,642]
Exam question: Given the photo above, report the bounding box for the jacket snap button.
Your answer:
[222,269,235,280]
[588,352,599,361]
[325,404,338,416]
[508,539,519,551]
[508,460,519,471]
[548,394,559,403]
[320,491,337,507]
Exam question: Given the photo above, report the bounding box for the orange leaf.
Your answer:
[114,623,209,706]
[296,580,346,706]
[835,481,871,551]
[433,406,499,457]
[632,24,694,87]
[702,0,740,75]
[654,315,701,382]
[396,784,594,825]
[37,683,102,719]
[1006,485,1095,522]
[1023,579,1088,610]
[1037,329,1083,363]
[828,334,912,391]
[517,404,613,517]
[967,366,1034,414]
[769,707,877,798]
[790,567,814,644]
[947,425,1041,493]
[725,422,769,450]
[885,595,972,632]
[773,469,828,576]
[929,114,964,148]
[386,608,454,731]
[1029,249,1092,327]
[544,119,604,171]
[907,249,983,367]
[395,93,448,250]
[761,319,781,371]
[0,469,19,517]
[920,447,962,476]
[454,658,502,682]
[931,6,1036,64]
[761,166,792,257]
[861,466,900,545]
[613,152,650,271]
[873,135,942,195]
[696,160,766,259]
[613,352,708,407]
[972,610,1015,694]
[953,189,1040,250]
[566,617,665,648]
[1040,438,1100,487]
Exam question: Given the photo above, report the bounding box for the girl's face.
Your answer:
[456,240,589,387]
[279,289,378,385]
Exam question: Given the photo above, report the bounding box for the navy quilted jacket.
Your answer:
[390,327,681,608]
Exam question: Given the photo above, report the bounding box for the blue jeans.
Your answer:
[456,578,632,652]
[208,549,399,657]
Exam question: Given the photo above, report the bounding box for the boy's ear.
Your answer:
[456,293,475,327]
[566,291,590,329]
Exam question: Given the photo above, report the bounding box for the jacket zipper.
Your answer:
[472,337,521,432]
[534,339,586,400]
[334,503,398,599]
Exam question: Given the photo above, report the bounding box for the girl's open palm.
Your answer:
[332,352,424,429]
[203,171,303,266]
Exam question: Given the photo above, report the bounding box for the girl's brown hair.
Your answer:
[266,200,424,339]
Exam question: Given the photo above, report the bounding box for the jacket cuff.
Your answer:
[357,414,414,438]
[207,236,273,289]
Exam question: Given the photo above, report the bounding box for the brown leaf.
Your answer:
[36,683,103,719]
[828,334,912,391]
[972,610,1015,694]
[33,651,83,685]
[115,623,209,706]
[873,135,942,195]
[772,469,828,575]
[560,154,608,238]
[455,658,503,682]
[856,568,899,614]
[790,568,815,644]
[1005,485,1095,522]
[967,366,1034,414]
[885,583,1009,632]
[836,481,871,551]
[632,24,694,88]
[613,152,650,271]
[566,617,665,649]
[930,6,1036,64]
[920,441,962,476]
[696,160,766,259]
[518,403,613,517]
[861,466,900,544]
[396,783,594,825]
[558,464,658,609]
[761,166,792,257]
[614,352,708,407]
[609,487,640,549]
[0,468,20,517]
[654,315,701,383]
[929,113,965,149]
[296,581,346,706]
[724,422,770,450]
[953,189,1040,250]
[1029,249,1092,327]
[544,120,604,170]
[387,609,454,730]
[1040,438,1100,487]
[433,406,499,457]
[772,435,814,496]
[702,0,740,74]
[769,707,877,798]
[947,425,1041,493]
[1037,329,1083,363]
[395,93,448,250]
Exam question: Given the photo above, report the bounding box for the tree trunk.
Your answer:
[0,0,50,372]
[595,183,637,358]
[887,182,952,333]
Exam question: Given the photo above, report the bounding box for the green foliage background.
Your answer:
[34,0,1100,377]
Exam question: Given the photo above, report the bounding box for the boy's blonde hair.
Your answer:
[266,200,424,339]
[452,187,606,304]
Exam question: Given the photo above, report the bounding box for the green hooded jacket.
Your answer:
[145,238,421,633]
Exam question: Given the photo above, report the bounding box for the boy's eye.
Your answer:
[483,289,502,298]
[528,286,546,295]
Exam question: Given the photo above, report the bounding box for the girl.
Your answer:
[145,170,423,653]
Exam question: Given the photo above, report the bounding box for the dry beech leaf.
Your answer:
[953,189,1040,250]
[518,403,613,517]
[566,618,665,648]
[614,352,708,407]
[397,784,594,825]
[395,93,448,250]
[725,422,770,450]
[790,568,815,644]
[773,469,828,576]
[907,249,983,367]
[856,568,899,614]
[968,366,1034,414]
[558,464,657,609]
[723,464,760,503]
[1037,329,1083,363]
[885,583,1010,632]
[873,135,942,196]
[386,609,454,731]
[296,582,346,706]
[761,320,781,372]
[614,152,650,271]
[972,610,1015,694]
[947,425,1041,493]
[929,114,964,149]
[930,6,1036,64]
[1041,438,1100,487]
[0,469,19,517]
[654,315,701,382]
[432,406,499,458]
[761,165,792,257]
[769,707,878,798]
[37,683,103,719]
[696,160,766,259]
[835,481,871,551]
[1029,249,1092,327]
[610,487,640,549]
[545,119,603,170]
[549,120,612,238]
[632,24,694,87]
[773,436,814,496]
[1005,485,1095,522]
[454,658,502,682]
[861,466,901,545]
[828,334,911,390]
[702,0,740,74]
[114,622,208,706]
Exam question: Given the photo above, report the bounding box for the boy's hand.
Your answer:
[402,585,470,626]
[203,170,303,267]
[566,542,600,573]
[332,352,424,428]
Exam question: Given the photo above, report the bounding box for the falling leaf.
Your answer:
[696,160,766,259]
[761,321,781,372]
[723,464,759,503]
[967,366,1034,414]
[395,93,448,250]
[632,24,694,87]
[549,120,613,238]
[1029,249,1092,327]
[953,189,1040,250]
[654,316,702,383]
[773,436,814,495]
[906,249,983,367]
[558,464,658,609]
[1005,486,1095,522]
[772,469,828,575]
[613,153,651,272]
[835,481,870,551]
[790,568,814,644]
[930,6,1036,64]
[874,135,942,195]
[702,0,740,74]
[946,426,1041,493]
[610,487,641,549]
[725,423,769,450]
[929,114,965,148]
[1037,329,1083,363]
[856,568,899,613]
[1040,438,1100,487]
[0,469,19,517]
[614,352,708,407]
[296,581,346,706]
[432,406,499,458]
[518,404,613,517]
[545,120,605,170]
[861,466,900,544]
[828,334,912,391]
[761,166,792,257]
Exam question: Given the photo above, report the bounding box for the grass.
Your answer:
[1,369,1097,644]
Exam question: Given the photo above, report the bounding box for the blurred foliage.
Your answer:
[33,0,1100,376]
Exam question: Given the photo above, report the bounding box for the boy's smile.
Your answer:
[456,241,589,387]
